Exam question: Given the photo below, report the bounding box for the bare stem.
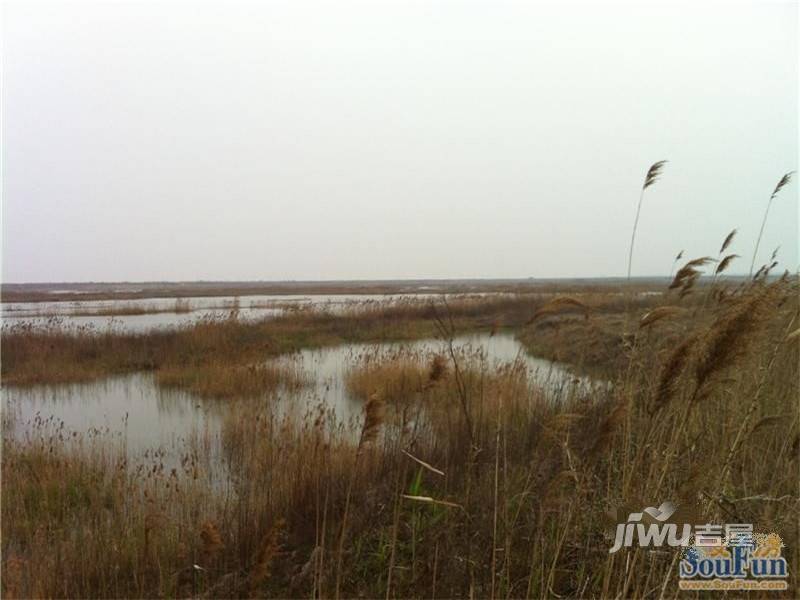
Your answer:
[750,197,773,277]
[627,188,646,282]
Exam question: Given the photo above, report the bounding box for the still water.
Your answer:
[1,293,461,333]
[3,333,597,470]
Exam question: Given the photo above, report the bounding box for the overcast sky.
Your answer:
[2,1,797,282]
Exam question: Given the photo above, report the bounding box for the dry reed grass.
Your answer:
[4,273,796,598]
[2,173,798,598]
[155,361,309,399]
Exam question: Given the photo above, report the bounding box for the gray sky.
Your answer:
[2,1,797,282]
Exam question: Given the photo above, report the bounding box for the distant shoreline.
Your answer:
[0,276,754,304]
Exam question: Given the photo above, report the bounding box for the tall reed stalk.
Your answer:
[627,160,667,281]
[750,171,794,276]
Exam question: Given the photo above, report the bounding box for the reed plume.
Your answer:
[357,394,386,451]
[678,280,698,299]
[670,257,714,294]
[200,521,223,550]
[428,355,446,381]
[628,160,667,280]
[765,261,779,277]
[639,306,685,329]
[715,254,739,275]
[643,160,668,189]
[684,256,715,269]
[652,334,697,411]
[752,261,779,281]
[669,265,697,289]
[668,250,684,279]
[335,394,386,599]
[249,519,284,596]
[590,398,627,454]
[200,521,224,564]
[719,229,737,254]
[425,354,447,388]
[708,231,739,304]
[527,296,588,324]
[750,171,794,276]
[693,285,774,391]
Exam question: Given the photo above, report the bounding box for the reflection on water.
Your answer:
[2,293,424,317]
[4,374,223,457]
[3,333,598,467]
[0,308,285,333]
[272,333,595,426]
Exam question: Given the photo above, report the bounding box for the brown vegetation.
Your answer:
[3,274,797,598]
[1,292,660,387]
[2,184,798,598]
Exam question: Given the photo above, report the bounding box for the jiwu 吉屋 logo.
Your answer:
[606,500,789,591]
[608,501,695,553]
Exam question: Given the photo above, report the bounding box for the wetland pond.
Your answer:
[3,333,599,478]
[1,293,458,333]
